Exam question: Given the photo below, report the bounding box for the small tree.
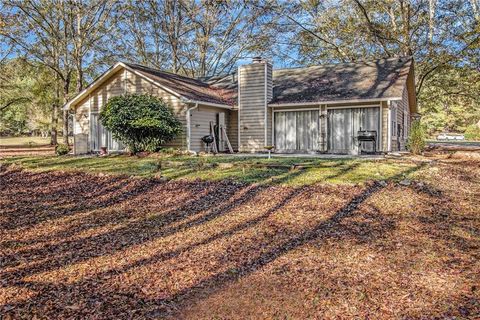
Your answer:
[407,120,426,155]
[464,124,480,141]
[100,94,182,154]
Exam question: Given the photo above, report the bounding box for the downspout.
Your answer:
[186,103,198,152]
[264,62,268,146]
[237,66,241,152]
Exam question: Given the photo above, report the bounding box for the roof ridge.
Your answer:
[273,56,412,72]
[123,62,209,85]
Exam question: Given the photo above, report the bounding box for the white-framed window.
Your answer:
[391,102,397,138]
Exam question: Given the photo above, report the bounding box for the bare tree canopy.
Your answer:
[1,0,479,137]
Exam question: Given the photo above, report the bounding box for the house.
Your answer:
[64,56,417,155]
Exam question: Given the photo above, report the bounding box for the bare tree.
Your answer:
[1,0,74,145]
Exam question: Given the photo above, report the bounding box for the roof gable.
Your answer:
[124,63,235,106]
[64,62,234,110]
[66,57,415,111]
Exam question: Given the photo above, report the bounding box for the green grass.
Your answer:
[0,136,50,146]
[1,154,418,186]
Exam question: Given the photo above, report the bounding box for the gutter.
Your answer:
[387,100,392,152]
[181,98,232,110]
[268,97,402,108]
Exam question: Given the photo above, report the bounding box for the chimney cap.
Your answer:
[252,56,263,63]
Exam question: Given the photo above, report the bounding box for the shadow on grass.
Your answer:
[0,163,444,318]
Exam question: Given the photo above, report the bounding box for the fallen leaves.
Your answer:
[0,158,479,319]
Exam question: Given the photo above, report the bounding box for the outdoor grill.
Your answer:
[201,135,215,153]
[201,135,214,144]
[357,130,377,154]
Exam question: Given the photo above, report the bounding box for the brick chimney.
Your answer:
[238,57,273,152]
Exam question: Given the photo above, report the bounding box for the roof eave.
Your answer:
[268,96,402,107]
[181,98,233,109]
[63,62,186,111]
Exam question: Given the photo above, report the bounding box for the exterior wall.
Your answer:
[189,105,228,152]
[390,85,410,151]
[73,96,91,154]
[270,101,387,153]
[381,101,389,152]
[238,61,272,152]
[124,70,186,149]
[73,68,187,154]
[227,110,238,151]
[320,105,328,152]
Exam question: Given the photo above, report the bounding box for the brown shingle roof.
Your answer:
[126,57,412,107]
[124,63,235,106]
[270,57,412,104]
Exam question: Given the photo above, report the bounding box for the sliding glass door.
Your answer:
[89,113,124,151]
[327,107,379,154]
[274,110,320,152]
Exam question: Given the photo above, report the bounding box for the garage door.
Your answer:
[274,110,319,152]
[327,107,379,154]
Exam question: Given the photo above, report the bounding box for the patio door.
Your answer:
[327,107,379,154]
[90,113,124,151]
[274,110,319,152]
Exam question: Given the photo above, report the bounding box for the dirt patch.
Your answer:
[0,160,479,319]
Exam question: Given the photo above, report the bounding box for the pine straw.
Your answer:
[0,159,479,319]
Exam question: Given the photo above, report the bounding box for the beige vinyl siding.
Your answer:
[238,62,271,152]
[73,97,90,135]
[189,105,229,152]
[227,110,238,151]
[393,85,410,151]
[266,107,273,146]
[381,101,389,152]
[73,98,90,154]
[124,70,186,148]
[73,67,188,153]
[320,105,327,152]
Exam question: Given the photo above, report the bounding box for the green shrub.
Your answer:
[55,144,70,156]
[407,120,426,154]
[100,94,182,154]
[464,124,480,140]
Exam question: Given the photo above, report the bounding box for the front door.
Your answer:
[274,110,320,152]
[327,107,379,154]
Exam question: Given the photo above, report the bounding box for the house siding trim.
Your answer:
[264,63,268,145]
[269,97,402,108]
[186,103,199,151]
[271,103,384,153]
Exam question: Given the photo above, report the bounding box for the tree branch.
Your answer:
[0,97,30,111]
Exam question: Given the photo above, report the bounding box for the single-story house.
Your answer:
[65,56,417,155]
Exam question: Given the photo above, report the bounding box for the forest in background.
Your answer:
[1,0,479,144]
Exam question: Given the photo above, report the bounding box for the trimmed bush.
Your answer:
[407,120,426,154]
[100,94,182,154]
[55,144,70,156]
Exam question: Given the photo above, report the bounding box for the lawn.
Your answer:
[2,154,417,185]
[1,153,479,318]
[0,136,50,146]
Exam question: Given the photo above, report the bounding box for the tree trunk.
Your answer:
[50,103,58,145]
[62,80,70,145]
[50,76,61,146]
